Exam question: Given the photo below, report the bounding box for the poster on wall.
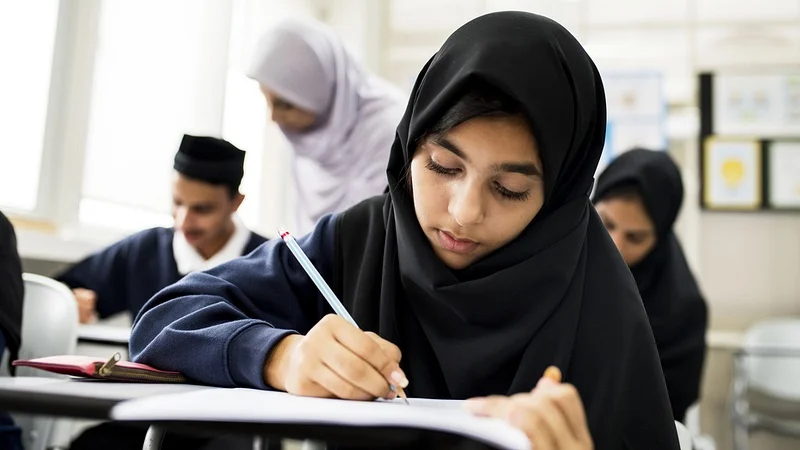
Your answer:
[767,141,800,209]
[713,73,800,137]
[599,70,667,169]
[702,138,762,210]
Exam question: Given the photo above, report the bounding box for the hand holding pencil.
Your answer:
[263,229,409,403]
[264,315,408,401]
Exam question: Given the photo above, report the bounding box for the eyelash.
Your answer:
[425,159,530,202]
[603,220,646,244]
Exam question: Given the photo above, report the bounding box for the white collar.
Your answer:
[172,215,251,275]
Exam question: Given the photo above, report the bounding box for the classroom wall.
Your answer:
[700,213,800,330]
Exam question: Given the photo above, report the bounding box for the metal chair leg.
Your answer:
[142,425,166,450]
[731,351,750,450]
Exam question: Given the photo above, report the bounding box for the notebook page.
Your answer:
[111,388,529,450]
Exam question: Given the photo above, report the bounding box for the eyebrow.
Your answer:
[431,135,543,178]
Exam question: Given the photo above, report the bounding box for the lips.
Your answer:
[183,231,203,242]
[436,229,479,254]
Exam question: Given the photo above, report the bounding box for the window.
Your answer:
[0,1,59,212]
[78,0,233,232]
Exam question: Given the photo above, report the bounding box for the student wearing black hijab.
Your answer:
[593,148,709,423]
[0,211,23,450]
[131,12,679,449]
[0,211,22,376]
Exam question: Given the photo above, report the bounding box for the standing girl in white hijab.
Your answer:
[247,17,405,234]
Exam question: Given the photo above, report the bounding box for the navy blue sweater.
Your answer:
[58,227,267,319]
[130,216,336,388]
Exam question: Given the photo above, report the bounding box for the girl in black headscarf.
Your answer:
[593,148,709,423]
[131,12,679,449]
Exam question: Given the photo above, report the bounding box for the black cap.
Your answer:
[173,135,246,189]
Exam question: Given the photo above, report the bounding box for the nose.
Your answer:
[270,108,285,125]
[174,207,190,231]
[609,230,626,254]
[448,179,485,227]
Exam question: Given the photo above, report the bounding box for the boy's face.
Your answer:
[171,173,243,254]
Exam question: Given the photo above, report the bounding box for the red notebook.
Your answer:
[13,353,186,383]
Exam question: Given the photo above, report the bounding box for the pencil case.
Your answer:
[13,352,186,383]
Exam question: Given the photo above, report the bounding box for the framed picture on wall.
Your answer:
[712,72,800,138]
[767,141,800,209]
[599,70,667,168]
[702,138,763,210]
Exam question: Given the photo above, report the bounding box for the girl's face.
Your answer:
[259,85,317,132]
[595,197,657,266]
[410,115,545,270]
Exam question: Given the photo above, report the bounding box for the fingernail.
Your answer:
[463,399,486,413]
[543,366,562,383]
[391,370,409,388]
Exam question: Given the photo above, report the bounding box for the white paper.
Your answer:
[768,142,800,208]
[77,324,131,344]
[111,388,530,450]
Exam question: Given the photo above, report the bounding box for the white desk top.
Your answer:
[0,377,210,420]
[77,324,131,345]
[0,377,206,401]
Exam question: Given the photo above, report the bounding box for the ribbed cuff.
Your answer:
[226,323,297,389]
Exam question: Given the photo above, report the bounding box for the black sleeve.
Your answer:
[660,297,709,422]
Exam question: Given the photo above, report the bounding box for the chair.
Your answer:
[675,420,692,450]
[11,274,79,450]
[684,402,716,450]
[730,317,800,450]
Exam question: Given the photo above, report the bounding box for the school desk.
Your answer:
[77,324,131,346]
[0,377,528,450]
[0,377,206,419]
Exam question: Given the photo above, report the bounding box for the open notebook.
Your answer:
[111,388,530,449]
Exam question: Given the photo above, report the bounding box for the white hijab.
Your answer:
[247,17,405,234]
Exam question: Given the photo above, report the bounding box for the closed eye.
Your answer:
[427,158,530,202]
[494,183,530,201]
[426,158,459,176]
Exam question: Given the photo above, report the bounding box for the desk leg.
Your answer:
[142,425,166,450]
[253,436,284,450]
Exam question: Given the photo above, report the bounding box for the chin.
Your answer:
[432,248,476,270]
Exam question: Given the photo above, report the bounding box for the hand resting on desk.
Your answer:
[465,375,594,450]
[263,314,408,401]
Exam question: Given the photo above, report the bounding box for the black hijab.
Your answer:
[0,211,23,374]
[594,148,708,422]
[335,12,678,449]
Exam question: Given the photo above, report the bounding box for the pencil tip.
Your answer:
[397,387,410,404]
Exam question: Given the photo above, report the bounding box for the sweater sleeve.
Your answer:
[129,215,336,389]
